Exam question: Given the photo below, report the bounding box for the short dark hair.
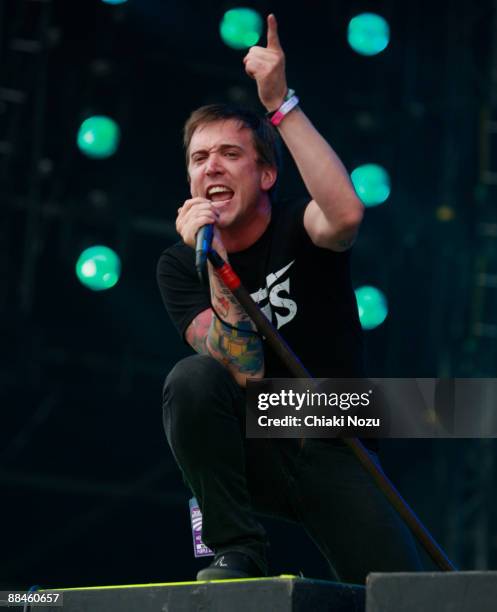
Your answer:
[183,104,281,197]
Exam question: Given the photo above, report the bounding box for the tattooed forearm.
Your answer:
[207,317,264,378]
[216,295,230,318]
[209,263,253,324]
[205,261,264,384]
[185,312,209,354]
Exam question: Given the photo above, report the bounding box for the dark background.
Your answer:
[1,0,496,589]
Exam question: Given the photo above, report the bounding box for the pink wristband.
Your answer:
[270,94,300,126]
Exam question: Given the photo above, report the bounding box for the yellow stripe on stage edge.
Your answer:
[41,575,303,592]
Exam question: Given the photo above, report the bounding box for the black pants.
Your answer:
[162,354,423,584]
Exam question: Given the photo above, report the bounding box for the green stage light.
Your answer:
[347,13,390,56]
[351,164,390,207]
[76,246,121,291]
[77,116,120,159]
[101,0,127,4]
[220,8,263,50]
[355,286,388,330]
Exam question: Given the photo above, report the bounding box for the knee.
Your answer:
[162,354,236,423]
[164,354,229,400]
[162,354,240,453]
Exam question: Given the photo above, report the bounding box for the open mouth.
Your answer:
[206,185,234,207]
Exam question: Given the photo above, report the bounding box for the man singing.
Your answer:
[157,14,421,583]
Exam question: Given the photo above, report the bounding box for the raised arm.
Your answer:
[243,14,364,252]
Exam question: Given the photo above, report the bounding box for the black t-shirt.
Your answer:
[157,196,365,379]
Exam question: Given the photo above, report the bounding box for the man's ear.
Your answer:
[260,165,277,192]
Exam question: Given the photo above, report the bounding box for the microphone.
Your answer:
[195,223,214,283]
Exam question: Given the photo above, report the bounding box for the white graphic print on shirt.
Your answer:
[250,260,297,330]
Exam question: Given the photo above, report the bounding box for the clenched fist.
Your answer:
[243,14,288,112]
[176,197,226,255]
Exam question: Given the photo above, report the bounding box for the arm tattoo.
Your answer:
[207,261,264,378]
[211,278,251,321]
[207,317,264,376]
[185,311,210,355]
[216,295,230,318]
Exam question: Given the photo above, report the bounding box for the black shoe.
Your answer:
[196,551,266,581]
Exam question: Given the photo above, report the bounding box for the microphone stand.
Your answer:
[204,247,457,573]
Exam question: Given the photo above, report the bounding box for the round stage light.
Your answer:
[355,286,388,330]
[77,116,120,159]
[347,13,390,56]
[101,0,127,5]
[76,246,121,291]
[220,8,263,50]
[351,164,391,207]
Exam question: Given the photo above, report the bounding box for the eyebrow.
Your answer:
[190,143,245,158]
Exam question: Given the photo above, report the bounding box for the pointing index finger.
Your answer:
[266,13,282,50]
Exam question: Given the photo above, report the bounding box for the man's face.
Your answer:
[187,119,275,230]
